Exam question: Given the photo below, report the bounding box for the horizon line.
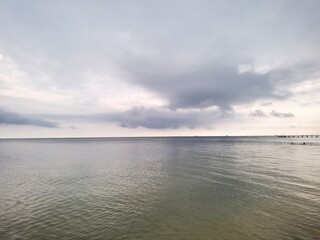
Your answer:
[1,134,319,140]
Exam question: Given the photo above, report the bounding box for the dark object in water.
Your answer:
[290,142,308,145]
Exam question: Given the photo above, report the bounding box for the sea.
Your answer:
[0,136,319,240]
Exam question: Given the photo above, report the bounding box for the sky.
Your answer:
[0,0,320,138]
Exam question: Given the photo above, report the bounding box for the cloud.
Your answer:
[1,0,319,96]
[120,106,217,129]
[270,110,294,118]
[96,106,220,129]
[261,102,273,106]
[250,110,267,118]
[35,106,220,129]
[133,63,290,111]
[0,108,58,128]
[0,0,319,136]
[250,109,295,118]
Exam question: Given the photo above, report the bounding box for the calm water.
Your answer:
[0,137,319,240]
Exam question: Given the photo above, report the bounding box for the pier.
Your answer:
[276,135,319,138]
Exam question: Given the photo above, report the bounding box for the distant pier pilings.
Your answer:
[276,135,319,138]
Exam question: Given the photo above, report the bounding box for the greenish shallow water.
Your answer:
[0,137,319,240]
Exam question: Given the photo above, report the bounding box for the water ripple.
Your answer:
[0,137,319,239]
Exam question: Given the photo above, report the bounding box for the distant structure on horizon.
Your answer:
[276,135,319,138]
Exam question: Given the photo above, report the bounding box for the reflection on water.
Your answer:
[0,137,319,239]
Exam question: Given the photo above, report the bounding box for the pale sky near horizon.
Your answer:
[0,0,320,138]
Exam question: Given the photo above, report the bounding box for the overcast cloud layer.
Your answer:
[0,0,319,137]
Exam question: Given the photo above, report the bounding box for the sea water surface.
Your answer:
[0,137,319,240]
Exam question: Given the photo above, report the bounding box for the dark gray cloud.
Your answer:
[114,106,216,129]
[92,106,220,129]
[270,110,294,118]
[33,106,298,130]
[125,63,286,111]
[35,106,220,129]
[250,110,267,118]
[0,108,58,128]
